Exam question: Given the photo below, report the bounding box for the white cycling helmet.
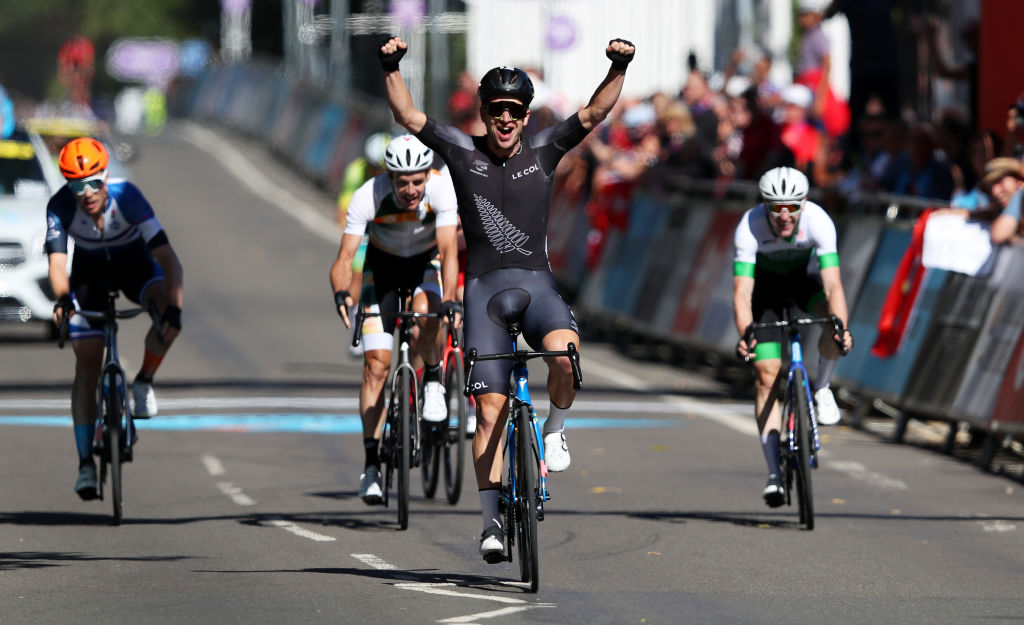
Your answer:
[759,166,809,204]
[363,132,391,168]
[384,135,434,173]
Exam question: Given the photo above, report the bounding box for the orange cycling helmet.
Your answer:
[58,137,109,179]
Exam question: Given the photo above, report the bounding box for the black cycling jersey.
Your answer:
[417,114,590,279]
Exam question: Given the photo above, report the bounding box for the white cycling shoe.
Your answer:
[814,387,841,426]
[421,381,447,422]
[479,525,505,564]
[132,381,157,418]
[543,431,571,472]
[359,467,383,505]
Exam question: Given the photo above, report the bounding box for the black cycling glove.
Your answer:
[162,305,182,330]
[606,38,635,71]
[378,34,407,72]
[54,294,73,319]
[334,290,351,319]
[439,300,463,320]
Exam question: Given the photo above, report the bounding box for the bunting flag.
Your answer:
[871,209,934,358]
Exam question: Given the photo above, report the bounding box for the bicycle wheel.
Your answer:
[420,421,441,498]
[792,369,815,530]
[515,404,539,592]
[397,367,412,530]
[443,349,467,505]
[106,373,124,526]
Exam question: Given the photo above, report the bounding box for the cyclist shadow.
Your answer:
[626,509,793,529]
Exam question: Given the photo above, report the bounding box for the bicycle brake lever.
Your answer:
[447,310,459,348]
[351,307,365,348]
[567,342,583,390]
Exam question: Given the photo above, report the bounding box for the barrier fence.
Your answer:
[170,63,1023,468]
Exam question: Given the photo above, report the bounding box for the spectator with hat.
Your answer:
[983,157,1024,245]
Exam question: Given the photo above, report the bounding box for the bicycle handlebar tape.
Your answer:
[606,38,635,71]
[378,34,406,72]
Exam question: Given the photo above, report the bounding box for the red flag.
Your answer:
[871,209,934,358]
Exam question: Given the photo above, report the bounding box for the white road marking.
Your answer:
[827,460,908,490]
[0,396,359,411]
[351,553,397,570]
[267,520,336,541]
[201,454,225,476]
[395,582,529,605]
[979,520,1017,533]
[178,122,341,243]
[438,604,556,623]
[216,481,255,506]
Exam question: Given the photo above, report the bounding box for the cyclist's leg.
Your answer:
[806,280,842,425]
[122,246,172,417]
[67,276,105,498]
[413,261,446,421]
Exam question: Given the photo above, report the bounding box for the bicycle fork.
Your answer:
[787,340,821,466]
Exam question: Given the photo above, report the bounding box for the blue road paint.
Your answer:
[0,414,681,434]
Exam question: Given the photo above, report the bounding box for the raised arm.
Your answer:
[380,35,427,134]
[578,38,636,131]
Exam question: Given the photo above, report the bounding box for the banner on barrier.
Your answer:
[599,194,671,315]
[673,211,741,338]
[651,206,713,334]
[991,330,1024,431]
[951,248,1024,424]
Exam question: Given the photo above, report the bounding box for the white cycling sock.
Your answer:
[544,403,570,434]
[479,488,501,532]
[815,355,837,391]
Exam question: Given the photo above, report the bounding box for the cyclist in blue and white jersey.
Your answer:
[733,167,853,507]
[377,34,635,561]
[46,137,184,500]
[330,134,460,505]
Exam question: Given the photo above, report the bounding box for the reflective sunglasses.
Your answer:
[68,174,106,196]
[486,101,528,121]
[767,202,802,215]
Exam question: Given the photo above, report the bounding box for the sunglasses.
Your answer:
[68,175,105,196]
[767,202,802,215]
[486,101,528,121]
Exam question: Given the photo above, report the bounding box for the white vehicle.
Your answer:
[0,127,68,335]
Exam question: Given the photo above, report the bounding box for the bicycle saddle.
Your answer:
[486,288,531,333]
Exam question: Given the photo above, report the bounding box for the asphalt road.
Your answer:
[1,123,1022,625]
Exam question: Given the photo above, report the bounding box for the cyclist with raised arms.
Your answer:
[376,34,635,561]
[46,137,184,500]
[733,166,853,507]
[330,134,460,505]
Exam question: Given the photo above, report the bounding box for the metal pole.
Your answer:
[428,0,447,118]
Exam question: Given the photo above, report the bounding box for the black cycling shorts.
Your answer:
[750,269,825,354]
[464,268,578,397]
[69,240,164,340]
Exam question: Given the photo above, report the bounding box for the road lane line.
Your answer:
[268,520,336,541]
[202,454,225,476]
[216,482,255,506]
[395,582,528,604]
[827,460,908,490]
[438,604,556,623]
[351,553,397,570]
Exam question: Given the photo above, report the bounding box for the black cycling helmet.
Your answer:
[477,66,534,107]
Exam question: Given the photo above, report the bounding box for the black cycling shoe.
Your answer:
[75,461,99,501]
[479,526,505,564]
[762,474,785,508]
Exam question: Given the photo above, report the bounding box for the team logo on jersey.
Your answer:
[512,163,539,180]
[471,159,490,177]
[474,193,532,256]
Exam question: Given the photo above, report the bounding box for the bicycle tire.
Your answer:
[515,403,539,592]
[420,422,441,498]
[382,396,396,510]
[106,373,124,526]
[793,368,814,530]
[397,367,412,530]
[443,349,467,505]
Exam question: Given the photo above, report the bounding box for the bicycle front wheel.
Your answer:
[793,368,814,530]
[515,404,539,592]
[443,349,467,505]
[397,367,412,530]
[106,374,124,526]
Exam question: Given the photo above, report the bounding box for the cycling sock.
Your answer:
[543,402,571,434]
[74,424,95,462]
[423,363,442,384]
[761,431,782,476]
[363,438,379,469]
[137,349,164,382]
[479,487,501,532]
[815,355,837,391]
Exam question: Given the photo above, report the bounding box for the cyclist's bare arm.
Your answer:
[733,275,756,355]
[48,253,71,324]
[820,266,852,350]
[381,37,427,134]
[436,224,461,326]
[329,232,364,328]
[578,39,635,131]
[151,244,183,308]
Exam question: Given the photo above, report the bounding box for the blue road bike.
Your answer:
[464,288,582,592]
[744,308,848,531]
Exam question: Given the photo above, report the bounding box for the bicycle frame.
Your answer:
[783,321,821,463]
[505,345,550,519]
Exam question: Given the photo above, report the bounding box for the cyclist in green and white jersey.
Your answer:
[733,166,853,507]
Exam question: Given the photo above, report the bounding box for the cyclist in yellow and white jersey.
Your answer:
[329,134,460,504]
[733,166,853,507]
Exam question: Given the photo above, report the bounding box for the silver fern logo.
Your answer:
[474,194,532,256]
